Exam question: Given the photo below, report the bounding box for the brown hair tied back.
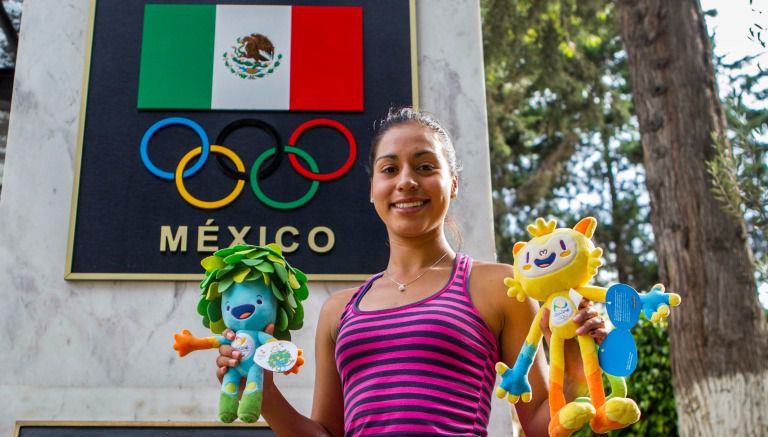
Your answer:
[368,107,460,178]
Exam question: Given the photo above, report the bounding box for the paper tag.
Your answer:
[605,283,641,330]
[254,340,299,373]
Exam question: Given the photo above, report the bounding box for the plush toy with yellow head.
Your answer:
[495,217,680,437]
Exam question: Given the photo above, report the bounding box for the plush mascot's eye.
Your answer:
[559,240,566,250]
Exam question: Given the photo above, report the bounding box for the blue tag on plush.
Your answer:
[605,283,641,330]
[599,284,642,377]
[599,329,637,376]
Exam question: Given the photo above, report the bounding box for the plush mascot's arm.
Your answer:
[495,308,544,404]
[575,285,608,303]
[640,283,681,322]
[173,329,228,357]
[504,276,527,302]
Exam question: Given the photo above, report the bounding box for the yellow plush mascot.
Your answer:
[495,217,679,436]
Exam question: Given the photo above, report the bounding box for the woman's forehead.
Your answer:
[375,123,442,156]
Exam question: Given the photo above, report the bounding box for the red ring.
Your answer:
[287,119,356,182]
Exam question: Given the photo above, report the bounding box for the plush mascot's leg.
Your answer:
[578,335,640,433]
[548,335,595,437]
[219,369,241,423]
[238,365,264,423]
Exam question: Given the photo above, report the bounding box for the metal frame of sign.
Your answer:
[14,421,273,436]
[65,0,418,281]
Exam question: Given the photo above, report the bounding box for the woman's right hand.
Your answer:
[216,329,240,383]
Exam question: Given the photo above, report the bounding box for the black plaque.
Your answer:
[67,0,416,280]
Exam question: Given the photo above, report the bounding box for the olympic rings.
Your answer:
[214,119,283,181]
[139,117,355,210]
[175,145,246,210]
[288,118,357,182]
[141,117,210,180]
[251,146,320,210]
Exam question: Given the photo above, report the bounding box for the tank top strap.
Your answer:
[449,252,472,299]
[338,271,383,324]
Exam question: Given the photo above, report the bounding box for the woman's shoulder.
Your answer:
[321,287,359,318]
[469,258,515,285]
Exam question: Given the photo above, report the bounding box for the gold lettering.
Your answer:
[259,226,267,246]
[197,219,219,252]
[160,225,188,252]
[228,226,251,246]
[308,226,335,253]
[275,226,300,253]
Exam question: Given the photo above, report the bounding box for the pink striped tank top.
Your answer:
[335,253,500,436]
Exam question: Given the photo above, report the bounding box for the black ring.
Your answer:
[214,119,284,180]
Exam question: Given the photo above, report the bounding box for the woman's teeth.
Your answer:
[395,201,425,209]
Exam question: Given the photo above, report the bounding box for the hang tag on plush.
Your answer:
[254,340,299,373]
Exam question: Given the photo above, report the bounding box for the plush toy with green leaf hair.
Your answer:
[173,243,309,423]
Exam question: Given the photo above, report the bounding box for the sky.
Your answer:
[700,0,768,308]
[701,0,767,91]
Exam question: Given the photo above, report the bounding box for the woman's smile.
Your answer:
[391,198,430,213]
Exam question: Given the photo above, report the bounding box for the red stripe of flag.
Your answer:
[290,6,363,111]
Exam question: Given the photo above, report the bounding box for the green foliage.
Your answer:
[482,0,656,288]
[572,320,678,437]
[482,0,676,431]
[197,243,309,341]
[706,50,768,293]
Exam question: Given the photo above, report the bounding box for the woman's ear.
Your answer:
[451,176,458,199]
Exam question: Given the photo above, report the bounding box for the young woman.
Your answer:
[216,108,606,436]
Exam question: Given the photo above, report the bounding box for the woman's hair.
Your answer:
[368,107,460,178]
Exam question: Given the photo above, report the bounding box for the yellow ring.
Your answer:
[175,145,245,209]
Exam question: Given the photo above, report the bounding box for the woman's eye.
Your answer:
[418,163,436,171]
[380,166,397,174]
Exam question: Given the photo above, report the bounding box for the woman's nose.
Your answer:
[396,168,418,191]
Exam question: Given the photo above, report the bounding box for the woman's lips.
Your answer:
[391,199,429,212]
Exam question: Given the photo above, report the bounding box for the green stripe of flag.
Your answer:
[138,4,216,109]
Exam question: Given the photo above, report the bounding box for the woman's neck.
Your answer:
[385,230,455,276]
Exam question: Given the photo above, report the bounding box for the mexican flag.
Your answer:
[137,4,363,111]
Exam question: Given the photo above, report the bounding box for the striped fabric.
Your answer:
[335,254,500,436]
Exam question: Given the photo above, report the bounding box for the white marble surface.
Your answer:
[0,0,511,436]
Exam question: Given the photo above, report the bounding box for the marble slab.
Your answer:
[0,0,512,435]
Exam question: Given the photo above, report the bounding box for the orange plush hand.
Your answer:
[283,349,305,375]
[173,329,218,357]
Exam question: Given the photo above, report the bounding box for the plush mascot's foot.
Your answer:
[218,393,239,423]
[238,390,263,423]
[548,401,596,437]
[590,397,640,434]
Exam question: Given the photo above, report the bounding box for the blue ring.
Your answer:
[140,117,210,180]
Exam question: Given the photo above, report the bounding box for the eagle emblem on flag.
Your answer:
[223,33,283,79]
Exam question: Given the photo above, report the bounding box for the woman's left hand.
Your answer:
[540,300,607,343]
[572,300,607,342]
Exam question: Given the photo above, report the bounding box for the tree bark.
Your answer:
[617,0,768,434]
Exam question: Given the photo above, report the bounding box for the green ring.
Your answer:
[250,146,320,210]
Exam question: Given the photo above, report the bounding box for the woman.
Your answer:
[217,108,606,436]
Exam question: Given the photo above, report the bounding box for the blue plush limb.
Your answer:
[244,364,265,395]
[257,331,275,345]
[639,284,681,321]
[221,368,242,396]
[496,340,538,403]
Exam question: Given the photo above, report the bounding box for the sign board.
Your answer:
[14,421,274,437]
[66,0,417,280]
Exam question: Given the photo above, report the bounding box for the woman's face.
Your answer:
[370,122,457,239]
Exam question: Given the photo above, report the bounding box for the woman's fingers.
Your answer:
[572,306,598,324]
[216,344,241,368]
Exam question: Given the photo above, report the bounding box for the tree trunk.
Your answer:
[617,0,768,434]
